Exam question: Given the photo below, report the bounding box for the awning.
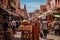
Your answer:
[0,6,19,17]
[0,7,9,15]
[53,15,60,18]
[10,2,16,9]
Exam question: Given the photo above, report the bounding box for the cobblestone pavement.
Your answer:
[14,32,60,40]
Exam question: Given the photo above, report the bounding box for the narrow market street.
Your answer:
[14,31,60,40]
[0,0,60,40]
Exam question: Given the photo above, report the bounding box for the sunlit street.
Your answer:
[0,0,60,40]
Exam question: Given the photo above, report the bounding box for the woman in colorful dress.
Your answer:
[18,20,32,40]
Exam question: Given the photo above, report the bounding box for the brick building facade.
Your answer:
[29,12,35,18]
[46,0,52,10]
[20,4,28,19]
[51,0,60,9]
[0,0,28,19]
[40,5,47,13]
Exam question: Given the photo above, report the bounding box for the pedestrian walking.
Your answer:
[11,19,16,34]
[28,19,33,24]
[54,24,59,36]
[32,18,40,40]
[3,19,9,40]
[18,20,32,40]
[0,16,4,40]
[3,19,9,31]
[16,20,20,29]
[53,18,60,36]
[59,19,60,36]
[42,21,48,39]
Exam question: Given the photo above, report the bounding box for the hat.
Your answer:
[22,20,30,25]
[22,20,28,22]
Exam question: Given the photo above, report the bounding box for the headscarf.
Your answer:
[22,20,30,25]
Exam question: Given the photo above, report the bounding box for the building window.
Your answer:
[58,0,60,4]
[55,0,57,5]
[0,0,3,4]
[4,0,6,5]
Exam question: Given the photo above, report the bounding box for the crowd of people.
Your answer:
[0,15,21,40]
[16,18,60,40]
[18,18,40,40]
[0,14,60,40]
[17,18,60,40]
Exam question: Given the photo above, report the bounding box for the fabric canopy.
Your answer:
[53,15,60,18]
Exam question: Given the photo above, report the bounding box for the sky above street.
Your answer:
[20,0,47,13]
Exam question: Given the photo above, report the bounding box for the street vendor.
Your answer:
[18,20,32,40]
